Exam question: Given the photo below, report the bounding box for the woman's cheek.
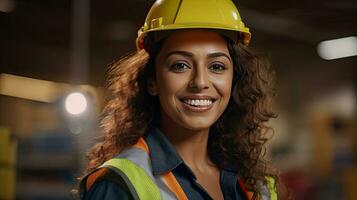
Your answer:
[161,72,190,92]
[210,74,233,96]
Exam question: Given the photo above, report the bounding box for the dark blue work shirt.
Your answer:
[83,129,247,200]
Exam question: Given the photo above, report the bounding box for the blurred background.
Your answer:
[0,0,356,199]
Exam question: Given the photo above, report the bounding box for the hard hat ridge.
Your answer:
[136,0,251,50]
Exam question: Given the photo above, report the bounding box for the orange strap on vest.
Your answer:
[133,137,150,153]
[86,168,109,191]
[239,179,255,200]
[162,171,189,200]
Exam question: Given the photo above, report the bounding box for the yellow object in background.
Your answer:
[0,127,17,200]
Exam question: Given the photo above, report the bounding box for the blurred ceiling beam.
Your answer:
[0,73,70,103]
[0,73,102,104]
[241,6,333,43]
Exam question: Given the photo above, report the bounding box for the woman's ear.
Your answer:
[147,78,158,96]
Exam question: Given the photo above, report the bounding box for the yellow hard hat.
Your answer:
[136,0,251,50]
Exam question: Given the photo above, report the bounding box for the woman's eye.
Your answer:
[209,63,226,72]
[170,63,189,72]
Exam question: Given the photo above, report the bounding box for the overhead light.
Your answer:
[317,36,357,60]
[64,92,88,115]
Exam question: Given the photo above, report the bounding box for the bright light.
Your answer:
[65,92,88,115]
[317,36,357,60]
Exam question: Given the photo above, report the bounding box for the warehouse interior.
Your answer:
[0,0,356,199]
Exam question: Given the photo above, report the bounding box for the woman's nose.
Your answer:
[188,67,210,90]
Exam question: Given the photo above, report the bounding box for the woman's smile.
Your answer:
[179,95,217,112]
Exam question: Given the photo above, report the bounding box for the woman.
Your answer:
[80,0,287,199]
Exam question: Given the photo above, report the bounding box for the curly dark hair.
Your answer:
[86,33,290,199]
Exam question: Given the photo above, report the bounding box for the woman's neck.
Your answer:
[160,117,213,171]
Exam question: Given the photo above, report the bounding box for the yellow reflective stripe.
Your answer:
[266,176,277,200]
[103,158,162,200]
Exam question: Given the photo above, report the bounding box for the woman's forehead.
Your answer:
[160,30,229,53]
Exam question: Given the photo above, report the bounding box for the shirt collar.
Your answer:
[144,128,238,177]
[144,128,184,176]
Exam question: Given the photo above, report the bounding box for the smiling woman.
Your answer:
[79,0,288,200]
[152,30,234,133]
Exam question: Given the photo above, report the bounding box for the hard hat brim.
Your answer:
[137,25,251,50]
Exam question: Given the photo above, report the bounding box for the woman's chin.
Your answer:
[179,117,216,131]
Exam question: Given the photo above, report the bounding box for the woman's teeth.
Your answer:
[183,99,213,106]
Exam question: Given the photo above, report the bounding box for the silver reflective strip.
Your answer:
[257,180,271,200]
[116,147,178,200]
[116,148,153,178]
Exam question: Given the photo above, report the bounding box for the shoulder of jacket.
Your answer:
[80,167,134,199]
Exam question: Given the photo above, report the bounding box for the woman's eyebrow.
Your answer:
[165,51,194,59]
[165,51,231,63]
[207,52,232,63]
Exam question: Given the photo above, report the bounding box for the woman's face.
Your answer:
[150,30,234,131]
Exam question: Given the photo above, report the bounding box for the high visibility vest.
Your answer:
[84,137,277,200]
